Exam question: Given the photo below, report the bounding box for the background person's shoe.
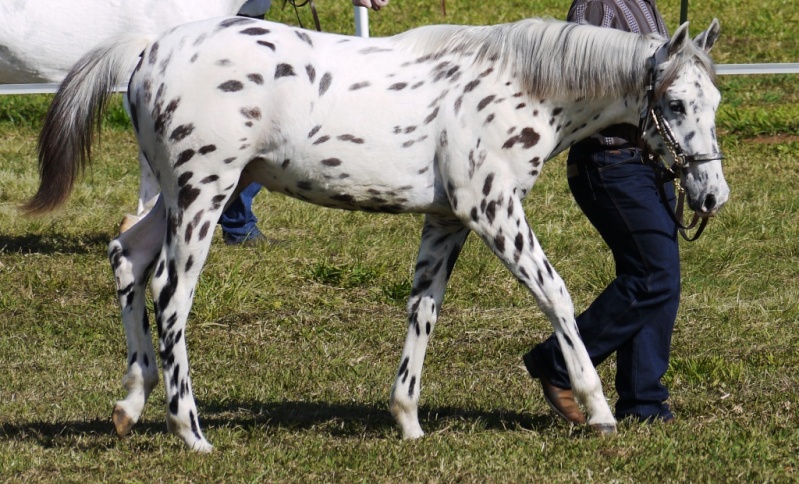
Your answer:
[223,227,268,246]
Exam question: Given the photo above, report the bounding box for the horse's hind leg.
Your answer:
[390,215,470,439]
[465,189,616,432]
[150,173,239,452]
[109,196,166,436]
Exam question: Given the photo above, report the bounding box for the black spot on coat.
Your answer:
[319,72,332,96]
[177,172,193,187]
[350,81,370,91]
[275,63,296,78]
[170,124,194,141]
[174,149,195,167]
[219,17,253,29]
[295,30,313,46]
[240,27,270,35]
[218,80,244,92]
[257,40,276,51]
[241,107,262,120]
[482,173,494,195]
[502,127,541,150]
[178,184,201,210]
[477,95,496,111]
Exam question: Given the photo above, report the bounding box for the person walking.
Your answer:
[523,0,678,424]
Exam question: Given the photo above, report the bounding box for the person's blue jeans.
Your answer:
[219,183,262,243]
[524,143,679,421]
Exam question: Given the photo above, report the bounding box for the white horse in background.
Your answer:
[1,0,382,231]
[0,0,275,83]
[1,0,272,230]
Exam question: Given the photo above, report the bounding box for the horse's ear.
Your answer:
[667,22,690,57]
[693,18,720,52]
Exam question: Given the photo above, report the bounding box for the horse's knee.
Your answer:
[407,298,437,342]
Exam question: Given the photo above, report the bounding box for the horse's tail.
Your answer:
[23,35,153,215]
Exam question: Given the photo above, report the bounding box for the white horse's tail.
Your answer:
[24,35,153,214]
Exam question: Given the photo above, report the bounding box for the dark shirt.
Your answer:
[568,0,668,148]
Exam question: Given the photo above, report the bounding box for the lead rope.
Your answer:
[648,156,709,241]
[283,0,322,32]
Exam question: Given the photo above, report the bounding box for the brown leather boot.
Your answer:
[540,378,586,424]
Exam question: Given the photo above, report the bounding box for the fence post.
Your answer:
[354,6,369,38]
[680,0,689,24]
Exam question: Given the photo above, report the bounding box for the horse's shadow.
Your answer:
[0,232,113,255]
[0,400,563,450]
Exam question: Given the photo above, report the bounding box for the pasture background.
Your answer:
[1,0,798,481]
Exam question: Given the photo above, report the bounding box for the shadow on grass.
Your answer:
[0,400,562,449]
[199,399,558,437]
[0,232,113,255]
[0,418,161,451]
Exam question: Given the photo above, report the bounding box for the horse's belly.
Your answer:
[248,149,450,214]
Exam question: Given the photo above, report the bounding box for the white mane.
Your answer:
[392,18,665,100]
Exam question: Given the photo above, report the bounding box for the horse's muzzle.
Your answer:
[689,191,727,217]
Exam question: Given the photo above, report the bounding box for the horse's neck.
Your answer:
[548,51,659,154]
[547,93,645,157]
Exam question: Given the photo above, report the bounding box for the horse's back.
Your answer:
[0,0,249,83]
[129,18,465,214]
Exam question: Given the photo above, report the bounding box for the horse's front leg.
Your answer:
[462,182,616,433]
[391,215,470,439]
[109,196,166,436]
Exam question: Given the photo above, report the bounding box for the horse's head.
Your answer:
[640,19,729,217]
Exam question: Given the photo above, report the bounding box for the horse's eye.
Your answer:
[668,100,686,114]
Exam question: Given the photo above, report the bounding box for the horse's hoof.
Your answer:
[191,439,214,453]
[589,423,617,436]
[112,405,136,437]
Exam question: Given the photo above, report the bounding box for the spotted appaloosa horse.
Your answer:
[27,16,728,451]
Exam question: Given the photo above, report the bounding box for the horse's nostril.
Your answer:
[704,194,717,212]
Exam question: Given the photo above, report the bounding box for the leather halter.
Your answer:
[638,57,724,241]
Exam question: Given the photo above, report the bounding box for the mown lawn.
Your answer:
[1,0,798,481]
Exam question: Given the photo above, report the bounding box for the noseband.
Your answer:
[638,57,724,241]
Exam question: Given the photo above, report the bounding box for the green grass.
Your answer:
[1,1,798,481]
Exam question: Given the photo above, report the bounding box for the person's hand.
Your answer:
[352,0,389,11]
